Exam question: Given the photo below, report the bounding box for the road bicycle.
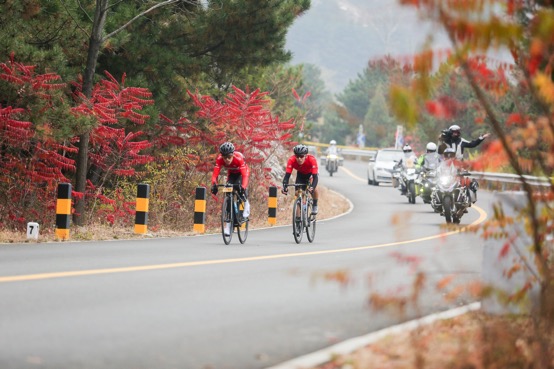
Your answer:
[284,184,316,244]
[217,183,249,245]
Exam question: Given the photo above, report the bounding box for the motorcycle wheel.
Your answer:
[408,182,416,204]
[443,196,453,223]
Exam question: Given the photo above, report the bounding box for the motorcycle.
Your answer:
[326,154,339,176]
[430,163,471,224]
[394,159,418,204]
[415,168,437,204]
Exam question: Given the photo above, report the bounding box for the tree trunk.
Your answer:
[73,0,109,225]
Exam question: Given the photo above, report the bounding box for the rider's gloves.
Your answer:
[281,184,288,195]
[307,186,314,194]
[239,187,248,201]
[211,184,218,195]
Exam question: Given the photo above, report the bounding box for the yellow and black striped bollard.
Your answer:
[193,187,206,233]
[268,186,277,225]
[55,183,72,240]
[134,184,150,234]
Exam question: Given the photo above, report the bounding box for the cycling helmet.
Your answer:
[426,142,437,153]
[443,147,456,158]
[402,144,412,153]
[219,142,235,156]
[449,125,461,138]
[330,140,337,145]
[293,144,309,156]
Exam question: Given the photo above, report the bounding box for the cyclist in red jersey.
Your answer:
[281,144,320,214]
[211,142,250,217]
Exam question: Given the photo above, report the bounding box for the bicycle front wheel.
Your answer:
[306,200,316,243]
[292,197,303,244]
[221,194,233,245]
[237,197,249,244]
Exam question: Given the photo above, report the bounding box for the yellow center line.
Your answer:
[0,165,488,284]
[340,166,366,183]
[0,205,487,283]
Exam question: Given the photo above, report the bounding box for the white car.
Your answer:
[367,148,404,186]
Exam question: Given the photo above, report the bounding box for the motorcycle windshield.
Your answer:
[437,163,458,191]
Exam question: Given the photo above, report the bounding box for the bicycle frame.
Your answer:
[285,184,316,244]
[217,183,248,245]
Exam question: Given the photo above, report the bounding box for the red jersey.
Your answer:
[285,154,318,175]
[211,151,250,187]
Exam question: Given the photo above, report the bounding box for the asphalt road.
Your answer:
[0,160,492,369]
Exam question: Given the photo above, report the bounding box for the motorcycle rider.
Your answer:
[211,142,251,221]
[325,140,339,174]
[394,144,418,195]
[282,144,320,214]
[415,142,442,203]
[326,140,338,155]
[438,124,490,160]
[441,147,478,204]
[417,142,442,171]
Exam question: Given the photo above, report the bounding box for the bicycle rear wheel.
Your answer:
[292,197,303,244]
[221,195,233,245]
[306,200,316,243]
[236,197,249,244]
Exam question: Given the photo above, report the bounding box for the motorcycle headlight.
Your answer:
[439,175,452,186]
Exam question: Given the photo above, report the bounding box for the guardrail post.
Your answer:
[134,184,150,234]
[268,186,277,225]
[55,183,72,240]
[193,187,206,233]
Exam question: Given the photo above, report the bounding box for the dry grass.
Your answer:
[0,185,349,244]
[314,311,554,369]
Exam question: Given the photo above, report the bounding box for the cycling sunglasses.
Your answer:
[295,154,306,159]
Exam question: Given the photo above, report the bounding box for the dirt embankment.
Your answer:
[0,185,351,243]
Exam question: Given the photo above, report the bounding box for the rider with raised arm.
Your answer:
[281,144,320,214]
[438,124,490,160]
[210,142,250,218]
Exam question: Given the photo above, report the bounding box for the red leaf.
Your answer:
[499,242,510,259]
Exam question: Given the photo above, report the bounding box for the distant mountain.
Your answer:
[285,0,449,94]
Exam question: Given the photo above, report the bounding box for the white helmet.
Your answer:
[426,142,437,152]
[443,147,456,158]
[402,144,412,153]
[330,140,337,145]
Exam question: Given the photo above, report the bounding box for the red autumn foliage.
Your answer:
[0,57,158,229]
[1,54,299,230]
[184,86,295,182]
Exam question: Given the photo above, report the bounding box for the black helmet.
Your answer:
[293,144,308,156]
[219,142,235,156]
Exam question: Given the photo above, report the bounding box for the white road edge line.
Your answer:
[266,302,481,369]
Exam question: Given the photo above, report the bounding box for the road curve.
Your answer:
[0,160,491,369]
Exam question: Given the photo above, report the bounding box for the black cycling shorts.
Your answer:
[295,173,313,188]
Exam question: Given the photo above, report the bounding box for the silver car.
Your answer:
[367,148,404,186]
